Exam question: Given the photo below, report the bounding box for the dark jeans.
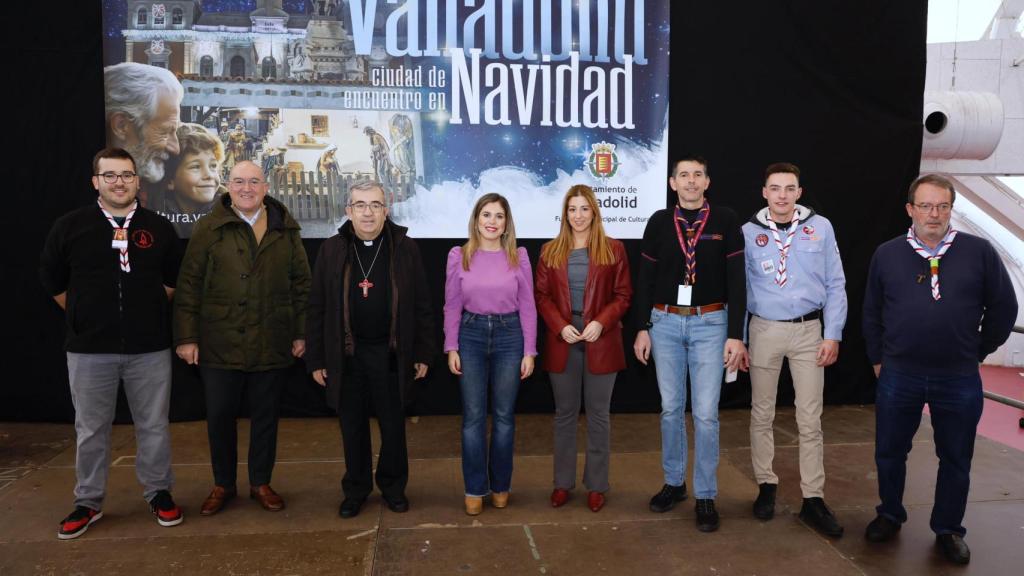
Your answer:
[458,311,524,497]
[339,342,408,500]
[874,367,983,536]
[200,366,288,488]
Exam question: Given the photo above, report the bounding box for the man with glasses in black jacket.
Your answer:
[40,147,183,539]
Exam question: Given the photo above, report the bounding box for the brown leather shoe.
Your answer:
[249,485,285,511]
[491,492,509,509]
[200,485,236,516]
[464,496,483,516]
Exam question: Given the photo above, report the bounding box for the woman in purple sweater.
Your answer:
[444,193,538,516]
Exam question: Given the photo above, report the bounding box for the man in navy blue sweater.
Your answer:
[862,174,1017,565]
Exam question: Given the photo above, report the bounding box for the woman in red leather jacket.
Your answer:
[535,184,632,512]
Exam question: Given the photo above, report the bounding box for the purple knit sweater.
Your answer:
[443,246,538,355]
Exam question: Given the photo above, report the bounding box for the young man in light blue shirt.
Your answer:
[742,162,847,537]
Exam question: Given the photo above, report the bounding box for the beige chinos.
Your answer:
[748,315,825,498]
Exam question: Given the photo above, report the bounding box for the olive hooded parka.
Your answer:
[173,194,311,371]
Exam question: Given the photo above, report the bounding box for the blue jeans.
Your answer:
[458,311,524,497]
[874,367,983,536]
[649,307,727,498]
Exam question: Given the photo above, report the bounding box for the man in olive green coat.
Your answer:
[174,161,310,515]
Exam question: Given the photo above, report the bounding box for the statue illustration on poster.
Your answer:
[364,126,395,190]
[389,114,416,183]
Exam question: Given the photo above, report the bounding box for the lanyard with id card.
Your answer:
[673,203,710,306]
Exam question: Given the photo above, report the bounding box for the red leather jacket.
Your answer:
[535,238,633,374]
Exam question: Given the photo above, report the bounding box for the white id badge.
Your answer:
[677,284,692,306]
[760,259,775,275]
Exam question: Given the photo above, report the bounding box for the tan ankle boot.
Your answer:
[491,492,509,508]
[464,496,483,516]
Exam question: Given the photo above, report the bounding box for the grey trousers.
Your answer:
[550,320,616,493]
[66,350,174,510]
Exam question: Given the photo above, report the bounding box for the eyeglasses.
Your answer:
[229,178,266,189]
[348,201,386,213]
[96,172,137,183]
[912,203,952,214]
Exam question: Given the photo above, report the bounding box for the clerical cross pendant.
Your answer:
[358,278,373,298]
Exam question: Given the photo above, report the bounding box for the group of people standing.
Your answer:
[41,149,1016,566]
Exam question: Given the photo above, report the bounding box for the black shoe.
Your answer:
[57,506,102,540]
[753,483,777,520]
[936,534,971,565]
[799,498,844,538]
[695,499,720,532]
[383,494,409,513]
[338,497,366,519]
[864,514,901,542]
[149,490,184,527]
[649,483,687,513]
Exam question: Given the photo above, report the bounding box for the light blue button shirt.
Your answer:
[742,208,848,341]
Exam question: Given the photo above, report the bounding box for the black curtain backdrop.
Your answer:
[4,1,926,422]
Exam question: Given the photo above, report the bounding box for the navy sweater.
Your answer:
[863,231,1017,377]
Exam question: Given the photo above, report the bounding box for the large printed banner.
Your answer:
[102,1,669,238]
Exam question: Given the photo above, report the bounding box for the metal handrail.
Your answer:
[983,390,1024,411]
[984,332,1024,426]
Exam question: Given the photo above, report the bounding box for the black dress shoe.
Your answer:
[936,534,971,565]
[649,483,687,513]
[864,514,901,542]
[338,497,366,519]
[799,497,844,538]
[695,499,720,532]
[383,494,409,513]
[753,483,777,520]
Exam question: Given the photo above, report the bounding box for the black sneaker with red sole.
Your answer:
[150,490,184,527]
[58,506,102,540]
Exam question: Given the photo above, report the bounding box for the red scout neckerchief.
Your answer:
[906,226,956,301]
[98,199,137,273]
[674,201,710,285]
[767,216,800,287]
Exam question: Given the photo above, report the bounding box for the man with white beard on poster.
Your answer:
[104,62,183,204]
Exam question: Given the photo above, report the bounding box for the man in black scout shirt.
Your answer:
[306,181,437,519]
[40,147,183,539]
[633,155,748,532]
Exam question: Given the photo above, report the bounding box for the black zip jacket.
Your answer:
[39,202,181,353]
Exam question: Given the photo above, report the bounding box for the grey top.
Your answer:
[568,248,589,314]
